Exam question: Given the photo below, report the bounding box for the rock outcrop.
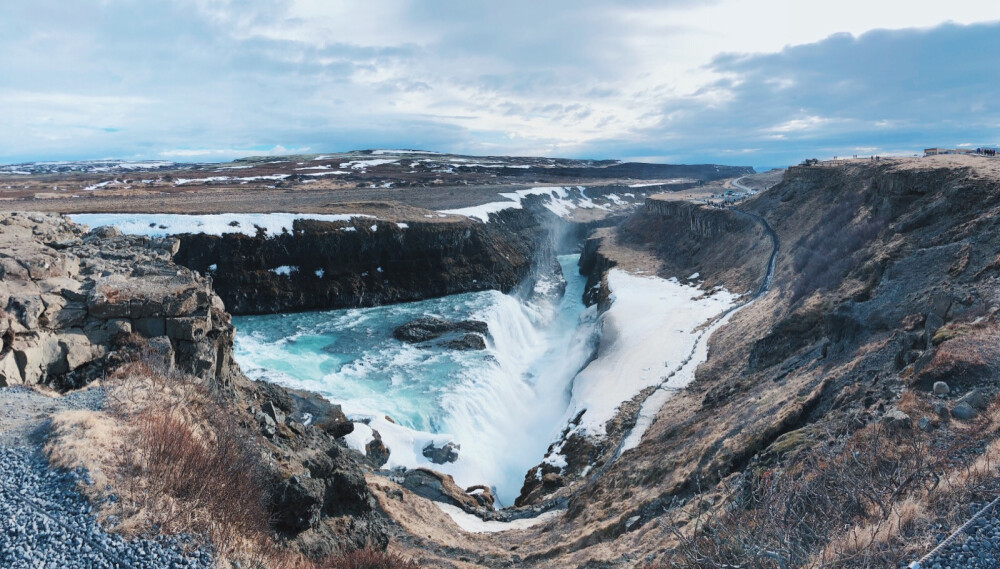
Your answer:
[393,317,488,344]
[0,212,391,559]
[0,212,238,389]
[172,209,546,315]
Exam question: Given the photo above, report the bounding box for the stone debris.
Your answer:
[0,447,213,569]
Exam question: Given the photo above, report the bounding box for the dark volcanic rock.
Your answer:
[422,441,460,464]
[441,333,487,350]
[172,208,546,315]
[392,317,488,343]
[273,475,326,531]
[400,468,483,511]
[365,430,390,468]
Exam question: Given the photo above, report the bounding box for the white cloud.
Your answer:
[1,0,999,165]
[159,145,310,159]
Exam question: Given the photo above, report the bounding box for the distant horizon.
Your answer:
[1,145,934,174]
[0,150,791,173]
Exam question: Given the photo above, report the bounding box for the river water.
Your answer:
[233,254,597,504]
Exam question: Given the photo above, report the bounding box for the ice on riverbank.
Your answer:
[564,269,739,438]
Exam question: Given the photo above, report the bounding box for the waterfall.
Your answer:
[234,254,598,504]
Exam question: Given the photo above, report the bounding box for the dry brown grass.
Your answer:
[313,549,420,569]
[652,396,1000,569]
[47,356,279,565]
[44,345,421,569]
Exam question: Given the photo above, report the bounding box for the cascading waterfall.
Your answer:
[233,254,598,505]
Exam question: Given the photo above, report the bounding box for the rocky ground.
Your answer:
[0,386,213,568]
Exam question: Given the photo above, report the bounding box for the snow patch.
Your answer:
[68,213,374,238]
[434,502,562,534]
[620,305,744,452]
[83,181,112,191]
[438,186,607,222]
[343,422,375,454]
[563,269,738,436]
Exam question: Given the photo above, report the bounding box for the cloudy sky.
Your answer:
[2,1,998,167]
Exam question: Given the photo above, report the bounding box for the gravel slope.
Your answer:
[0,386,213,568]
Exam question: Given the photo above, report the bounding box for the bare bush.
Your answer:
[656,416,1000,569]
[316,549,421,569]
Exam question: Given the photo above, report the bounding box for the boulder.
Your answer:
[272,475,325,531]
[365,430,390,468]
[882,408,911,430]
[393,318,488,344]
[465,485,495,509]
[401,468,480,510]
[87,226,122,239]
[314,404,354,438]
[262,400,286,426]
[956,388,989,410]
[918,416,934,432]
[442,333,487,351]
[951,401,978,421]
[422,441,460,464]
[256,410,277,438]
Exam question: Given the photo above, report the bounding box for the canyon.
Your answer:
[3,153,1000,567]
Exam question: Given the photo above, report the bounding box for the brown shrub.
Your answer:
[316,549,420,569]
[657,413,1000,569]
[117,409,271,541]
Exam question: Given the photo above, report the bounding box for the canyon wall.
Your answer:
[172,208,547,315]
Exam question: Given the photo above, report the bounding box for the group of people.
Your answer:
[976,148,997,157]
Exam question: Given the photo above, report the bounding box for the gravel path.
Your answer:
[0,386,214,568]
[909,502,1000,569]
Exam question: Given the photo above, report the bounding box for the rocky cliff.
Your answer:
[527,157,1000,567]
[172,208,546,315]
[0,213,239,389]
[0,212,389,562]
